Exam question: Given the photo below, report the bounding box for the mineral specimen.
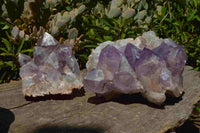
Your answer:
[19,32,83,97]
[84,31,187,105]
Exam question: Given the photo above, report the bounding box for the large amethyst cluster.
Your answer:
[84,31,187,105]
[19,32,83,97]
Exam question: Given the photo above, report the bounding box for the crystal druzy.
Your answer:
[19,32,83,97]
[84,31,187,105]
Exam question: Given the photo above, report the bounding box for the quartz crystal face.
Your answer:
[84,31,187,105]
[19,32,83,97]
[97,46,121,80]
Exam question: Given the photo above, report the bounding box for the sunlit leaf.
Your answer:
[17,38,25,55]
[195,16,200,21]
[20,49,33,53]
[2,38,12,52]
[187,9,197,21]
[104,36,113,41]
[0,71,7,83]
[84,45,97,48]
[196,107,200,113]
[4,61,13,68]
[0,47,8,53]
[2,25,10,30]
[0,53,13,56]
[120,33,126,39]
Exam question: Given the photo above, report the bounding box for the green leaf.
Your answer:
[94,37,104,43]
[84,45,97,48]
[66,6,71,11]
[0,21,6,25]
[4,61,13,68]
[187,9,197,21]
[173,22,180,26]
[2,38,12,52]
[17,38,25,55]
[20,49,33,53]
[78,54,88,62]
[166,29,175,34]
[100,18,113,27]
[195,16,200,21]
[196,107,200,113]
[2,25,10,30]
[87,25,108,33]
[142,0,148,9]
[189,0,194,6]
[161,6,166,17]
[0,64,9,69]
[87,37,102,43]
[193,0,198,8]
[104,36,113,41]
[0,47,8,53]
[112,19,120,26]
[0,53,13,56]
[0,71,7,83]
[120,33,126,39]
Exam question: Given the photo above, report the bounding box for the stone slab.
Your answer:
[0,66,199,133]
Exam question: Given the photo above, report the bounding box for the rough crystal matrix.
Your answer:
[84,31,187,105]
[19,32,83,97]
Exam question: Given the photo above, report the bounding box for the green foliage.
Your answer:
[0,0,200,82]
[196,107,200,113]
[0,20,33,83]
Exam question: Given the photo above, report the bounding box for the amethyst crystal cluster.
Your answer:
[19,32,83,97]
[84,31,187,105]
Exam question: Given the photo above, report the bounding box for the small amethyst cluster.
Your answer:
[19,32,83,97]
[84,31,187,105]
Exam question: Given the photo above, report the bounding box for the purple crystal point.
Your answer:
[19,32,83,97]
[84,31,187,105]
[165,46,187,76]
[165,46,187,97]
[124,43,142,70]
[97,45,121,80]
[37,32,58,46]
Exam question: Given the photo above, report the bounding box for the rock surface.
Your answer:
[84,31,187,105]
[19,32,83,97]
